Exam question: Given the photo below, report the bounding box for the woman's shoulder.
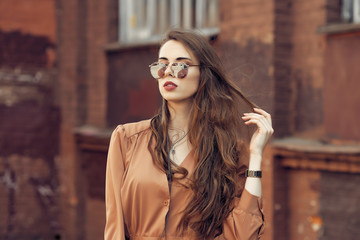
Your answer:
[114,119,152,139]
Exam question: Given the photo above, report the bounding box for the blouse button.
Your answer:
[163,200,169,206]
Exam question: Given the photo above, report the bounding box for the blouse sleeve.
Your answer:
[221,189,264,240]
[104,126,127,240]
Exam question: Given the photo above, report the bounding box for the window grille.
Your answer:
[341,0,360,23]
[119,0,219,43]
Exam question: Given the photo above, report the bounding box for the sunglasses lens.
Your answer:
[172,63,188,79]
[150,63,166,79]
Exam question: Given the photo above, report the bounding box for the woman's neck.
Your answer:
[167,101,192,132]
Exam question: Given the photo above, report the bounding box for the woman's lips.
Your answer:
[163,81,177,91]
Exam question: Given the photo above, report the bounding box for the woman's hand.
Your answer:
[242,108,274,156]
[242,108,273,197]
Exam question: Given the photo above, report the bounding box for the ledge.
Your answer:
[272,137,360,173]
[317,22,360,35]
[74,126,112,152]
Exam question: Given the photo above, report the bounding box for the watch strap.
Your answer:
[245,170,262,178]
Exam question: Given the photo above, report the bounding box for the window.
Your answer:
[341,0,360,23]
[119,0,219,43]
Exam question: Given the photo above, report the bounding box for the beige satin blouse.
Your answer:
[104,120,264,240]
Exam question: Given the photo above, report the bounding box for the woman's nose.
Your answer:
[163,63,174,78]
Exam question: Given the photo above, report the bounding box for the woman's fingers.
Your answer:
[242,111,273,134]
[243,117,271,131]
[254,108,272,125]
[242,108,274,139]
[241,108,274,156]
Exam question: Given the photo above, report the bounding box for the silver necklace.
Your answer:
[169,130,190,155]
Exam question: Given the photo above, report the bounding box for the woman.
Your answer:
[105,29,273,240]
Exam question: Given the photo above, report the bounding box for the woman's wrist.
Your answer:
[248,153,262,170]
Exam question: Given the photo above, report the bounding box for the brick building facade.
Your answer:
[1,0,359,239]
[0,0,61,239]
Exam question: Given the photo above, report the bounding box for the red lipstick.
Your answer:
[163,81,177,91]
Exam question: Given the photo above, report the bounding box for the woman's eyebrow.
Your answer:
[158,57,192,61]
[176,57,192,61]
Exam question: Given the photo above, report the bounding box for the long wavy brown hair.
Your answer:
[148,29,257,239]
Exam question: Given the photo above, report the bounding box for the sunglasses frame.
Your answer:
[149,61,201,79]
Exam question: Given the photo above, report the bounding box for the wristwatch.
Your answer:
[245,170,262,178]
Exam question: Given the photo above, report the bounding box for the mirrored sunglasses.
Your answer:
[149,62,200,79]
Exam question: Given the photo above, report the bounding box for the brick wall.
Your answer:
[86,0,108,128]
[0,0,56,41]
[56,0,90,238]
[0,0,60,239]
[0,30,55,68]
[323,32,360,141]
[75,133,110,240]
[291,0,326,134]
[0,72,60,239]
[107,47,161,126]
[273,0,328,137]
[273,0,294,137]
[273,0,331,138]
[319,172,360,239]
[0,0,56,68]
[44,0,360,240]
[218,0,274,112]
[56,0,112,237]
[273,139,360,240]
[272,0,360,239]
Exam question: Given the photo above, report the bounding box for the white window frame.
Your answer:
[119,0,219,44]
[341,0,360,23]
